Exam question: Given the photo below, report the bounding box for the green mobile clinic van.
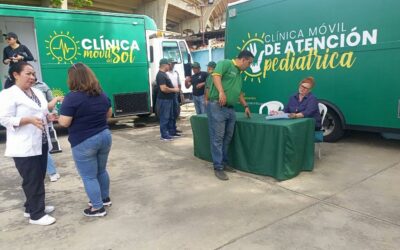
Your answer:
[225,0,400,141]
[0,4,192,117]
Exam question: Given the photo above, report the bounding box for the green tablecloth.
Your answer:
[190,113,315,181]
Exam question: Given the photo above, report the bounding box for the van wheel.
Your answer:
[323,109,344,142]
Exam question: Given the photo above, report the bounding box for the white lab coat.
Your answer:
[0,85,52,157]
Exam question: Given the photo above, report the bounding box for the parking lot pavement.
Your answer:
[1,114,400,249]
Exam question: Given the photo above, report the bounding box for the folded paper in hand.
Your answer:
[265,113,290,120]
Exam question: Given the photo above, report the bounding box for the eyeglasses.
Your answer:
[300,84,311,90]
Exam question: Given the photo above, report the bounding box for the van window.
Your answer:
[162,41,182,63]
[179,41,192,77]
[179,41,190,64]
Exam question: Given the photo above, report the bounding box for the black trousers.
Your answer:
[13,143,48,220]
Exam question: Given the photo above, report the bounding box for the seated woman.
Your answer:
[282,76,321,130]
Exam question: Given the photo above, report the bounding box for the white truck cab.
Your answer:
[148,36,193,96]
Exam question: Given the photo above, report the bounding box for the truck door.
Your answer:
[162,40,192,95]
[178,40,192,96]
[178,40,192,78]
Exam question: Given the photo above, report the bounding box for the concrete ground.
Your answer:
[1,105,400,250]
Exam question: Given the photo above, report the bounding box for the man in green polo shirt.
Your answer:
[207,50,254,181]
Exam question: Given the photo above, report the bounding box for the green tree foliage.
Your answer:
[50,0,93,8]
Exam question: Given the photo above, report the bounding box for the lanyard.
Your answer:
[23,88,42,108]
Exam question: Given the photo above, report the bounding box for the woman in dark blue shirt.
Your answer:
[283,77,321,130]
[59,63,112,217]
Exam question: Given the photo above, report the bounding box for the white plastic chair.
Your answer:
[316,103,328,159]
[259,101,284,114]
[318,103,327,126]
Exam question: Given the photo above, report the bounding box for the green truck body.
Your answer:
[226,0,400,141]
[0,4,161,116]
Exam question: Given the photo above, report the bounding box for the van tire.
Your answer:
[323,108,344,142]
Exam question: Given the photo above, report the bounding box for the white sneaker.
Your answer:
[29,214,56,226]
[49,173,60,182]
[24,205,55,218]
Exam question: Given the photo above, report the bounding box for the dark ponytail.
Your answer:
[8,61,31,81]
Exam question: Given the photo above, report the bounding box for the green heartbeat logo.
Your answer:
[53,38,75,57]
[45,31,81,64]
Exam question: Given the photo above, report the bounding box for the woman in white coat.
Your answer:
[0,62,57,226]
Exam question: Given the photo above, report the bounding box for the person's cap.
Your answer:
[192,62,200,68]
[3,32,18,39]
[159,58,169,66]
[207,61,216,68]
[168,58,177,64]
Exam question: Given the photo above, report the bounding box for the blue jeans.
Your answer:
[193,95,206,114]
[72,129,112,209]
[207,101,236,170]
[46,153,57,175]
[157,98,176,137]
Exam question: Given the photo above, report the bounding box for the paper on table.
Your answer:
[265,113,290,120]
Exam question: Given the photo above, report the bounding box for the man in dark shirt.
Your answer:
[185,62,208,114]
[156,58,180,141]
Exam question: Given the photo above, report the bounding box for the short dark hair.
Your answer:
[8,61,32,81]
[237,50,254,59]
